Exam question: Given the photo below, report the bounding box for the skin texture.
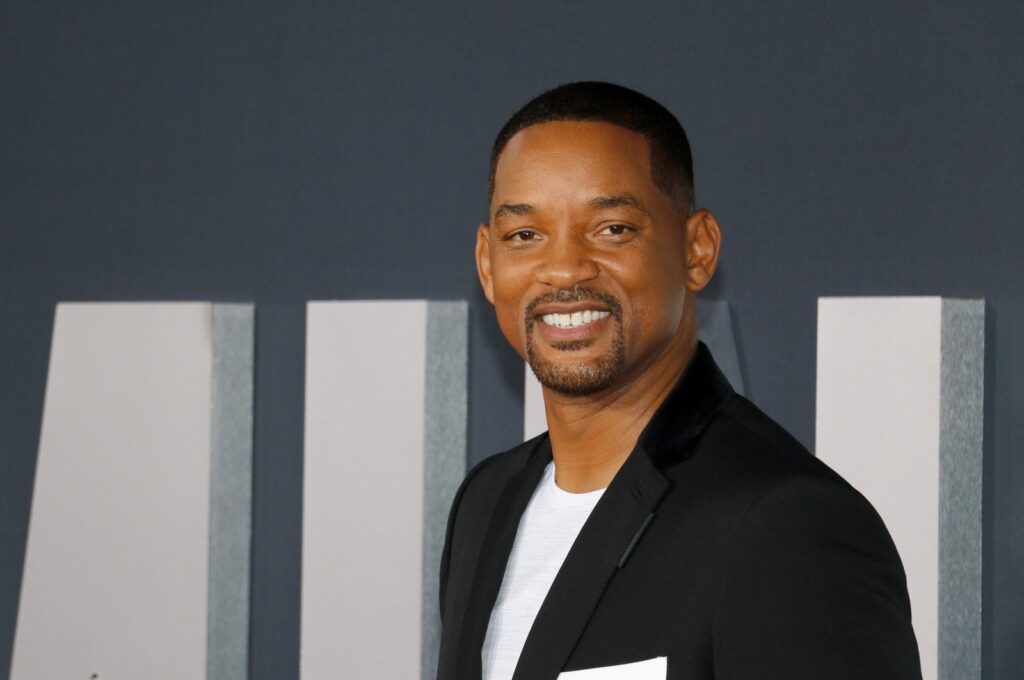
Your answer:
[476,121,722,492]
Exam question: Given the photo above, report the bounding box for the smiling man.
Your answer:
[436,82,922,680]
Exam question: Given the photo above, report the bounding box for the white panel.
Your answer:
[12,303,214,679]
[524,364,546,441]
[303,301,428,679]
[816,297,940,680]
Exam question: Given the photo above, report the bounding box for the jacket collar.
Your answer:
[637,339,737,467]
[454,341,735,680]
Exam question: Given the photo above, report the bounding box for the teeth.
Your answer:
[540,310,611,329]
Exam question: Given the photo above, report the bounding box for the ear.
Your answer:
[684,209,722,292]
[475,223,495,304]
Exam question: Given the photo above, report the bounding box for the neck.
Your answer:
[542,328,697,493]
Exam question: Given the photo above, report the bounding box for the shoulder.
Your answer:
[438,433,547,619]
[690,400,920,676]
[709,470,921,677]
[441,433,542,562]
[451,432,545,514]
[680,394,866,507]
[712,395,846,482]
[663,393,901,574]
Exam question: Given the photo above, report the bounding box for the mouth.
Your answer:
[531,307,614,345]
[524,289,622,348]
[538,309,612,329]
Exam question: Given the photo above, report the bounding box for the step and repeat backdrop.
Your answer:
[3,4,1020,680]
[10,297,984,680]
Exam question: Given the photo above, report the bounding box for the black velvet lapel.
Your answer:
[509,443,668,680]
[638,341,736,466]
[458,342,735,679]
[511,342,735,679]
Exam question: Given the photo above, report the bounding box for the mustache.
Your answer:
[524,287,623,321]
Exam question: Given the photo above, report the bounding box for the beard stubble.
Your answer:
[523,287,626,396]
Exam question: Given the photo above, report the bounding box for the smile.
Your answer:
[539,310,611,329]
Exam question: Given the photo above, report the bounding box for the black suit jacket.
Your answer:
[437,342,922,679]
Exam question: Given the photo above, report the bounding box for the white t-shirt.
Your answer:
[481,461,607,680]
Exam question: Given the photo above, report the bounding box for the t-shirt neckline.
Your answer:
[541,461,607,506]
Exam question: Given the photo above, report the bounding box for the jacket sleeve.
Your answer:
[712,476,923,679]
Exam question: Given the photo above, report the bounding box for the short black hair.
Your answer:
[489,81,694,213]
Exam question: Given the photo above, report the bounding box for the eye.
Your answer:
[508,229,539,242]
[599,223,635,237]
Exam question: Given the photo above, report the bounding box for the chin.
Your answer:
[528,351,626,397]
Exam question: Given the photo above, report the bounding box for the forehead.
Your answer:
[493,121,656,205]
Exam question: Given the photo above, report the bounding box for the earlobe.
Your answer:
[685,210,722,292]
[475,224,495,304]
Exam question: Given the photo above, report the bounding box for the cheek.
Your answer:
[628,291,685,345]
[490,262,532,355]
[495,305,524,355]
[616,252,689,344]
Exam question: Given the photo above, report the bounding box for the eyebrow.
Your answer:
[587,193,649,214]
[493,203,535,220]
[492,193,649,221]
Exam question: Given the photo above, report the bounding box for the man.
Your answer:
[437,82,922,680]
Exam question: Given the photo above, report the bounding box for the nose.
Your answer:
[534,231,600,289]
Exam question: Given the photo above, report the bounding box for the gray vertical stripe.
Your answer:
[422,301,469,680]
[208,303,255,680]
[939,299,984,680]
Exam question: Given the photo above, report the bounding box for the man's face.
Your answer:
[477,120,697,396]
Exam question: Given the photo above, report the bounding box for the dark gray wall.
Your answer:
[2,2,1020,678]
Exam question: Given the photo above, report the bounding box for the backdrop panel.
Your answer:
[816,297,984,680]
[208,304,256,680]
[302,300,467,680]
[11,302,254,680]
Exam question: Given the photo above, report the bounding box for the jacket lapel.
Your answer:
[454,436,553,679]
[455,342,735,680]
[511,342,736,679]
[510,446,669,680]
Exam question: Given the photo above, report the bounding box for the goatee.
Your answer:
[524,287,625,396]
